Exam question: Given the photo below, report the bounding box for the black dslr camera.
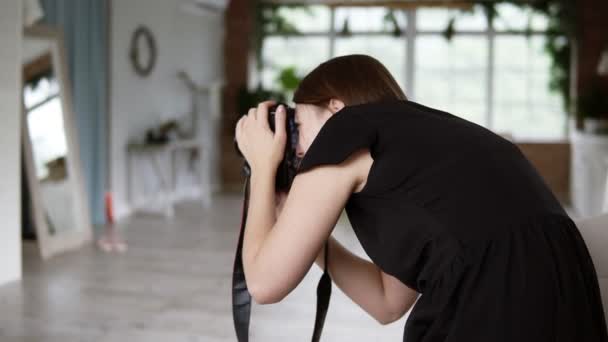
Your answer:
[234,103,300,191]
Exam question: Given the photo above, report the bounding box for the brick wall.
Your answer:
[516,142,571,204]
[220,0,255,191]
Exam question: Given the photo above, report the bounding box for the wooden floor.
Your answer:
[0,195,408,341]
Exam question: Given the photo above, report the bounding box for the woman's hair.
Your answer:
[293,54,407,107]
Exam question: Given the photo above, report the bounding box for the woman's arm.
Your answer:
[242,156,356,305]
[235,102,418,318]
[314,236,419,325]
[271,160,419,325]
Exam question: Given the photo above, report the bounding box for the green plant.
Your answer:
[527,1,575,115]
[253,2,311,74]
[578,79,608,120]
[275,66,302,98]
[236,65,302,118]
[237,85,286,118]
[239,2,309,122]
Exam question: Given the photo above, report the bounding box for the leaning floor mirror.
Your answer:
[22,25,92,259]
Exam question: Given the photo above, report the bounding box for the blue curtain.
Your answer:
[42,0,108,226]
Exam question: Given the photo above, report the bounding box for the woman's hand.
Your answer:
[235,100,287,175]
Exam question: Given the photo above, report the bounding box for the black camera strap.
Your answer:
[232,177,332,342]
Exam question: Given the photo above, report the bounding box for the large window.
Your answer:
[494,35,565,139]
[415,36,487,126]
[259,4,567,141]
[261,36,330,91]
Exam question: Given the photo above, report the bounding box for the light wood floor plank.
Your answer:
[0,194,408,341]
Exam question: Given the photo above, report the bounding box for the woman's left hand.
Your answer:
[235,100,287,175]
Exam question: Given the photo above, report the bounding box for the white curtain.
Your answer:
[42,0,109,226]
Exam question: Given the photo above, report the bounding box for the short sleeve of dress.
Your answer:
[296,107,377,175]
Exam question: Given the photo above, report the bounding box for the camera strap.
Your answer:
[232,177,332,342]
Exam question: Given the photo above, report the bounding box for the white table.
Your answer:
[126,139,203,218]
[571,131,608,218]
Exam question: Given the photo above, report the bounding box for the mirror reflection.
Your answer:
[22,44,77,236]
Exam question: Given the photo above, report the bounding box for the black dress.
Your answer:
[294,99,608,342]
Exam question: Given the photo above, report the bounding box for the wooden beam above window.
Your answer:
[260,0,474,9]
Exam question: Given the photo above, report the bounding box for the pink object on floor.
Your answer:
[97,191,128,253]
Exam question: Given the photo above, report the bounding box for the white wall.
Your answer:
[110,0,224,219]
[0,1,23,285]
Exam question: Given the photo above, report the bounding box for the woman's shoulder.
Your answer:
[295,104,379,175]
[295,99,426,175]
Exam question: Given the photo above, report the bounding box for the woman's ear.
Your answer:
[328,98,345,114]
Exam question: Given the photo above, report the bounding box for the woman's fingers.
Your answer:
[256,100,275,128]
[235,116,242,137]
[274,105,287,142]
[236,100,284,165]
[235,116,245,148]
[244,100,277,128]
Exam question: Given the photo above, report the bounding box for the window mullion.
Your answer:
[329,6,336,58]
[406,9,417,99]
[487,22,496,130]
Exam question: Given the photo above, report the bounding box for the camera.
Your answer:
[234,102,300,191]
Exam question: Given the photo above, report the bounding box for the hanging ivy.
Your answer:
[253,1,312,74]
[252,0,576,119]
[445,0,576,114]
[383,10,403,37]
[238,2,310,115]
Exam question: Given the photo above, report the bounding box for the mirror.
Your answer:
[22,25,92,259]
[23,53,74,236]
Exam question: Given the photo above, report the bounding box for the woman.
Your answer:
[234,54,608,341]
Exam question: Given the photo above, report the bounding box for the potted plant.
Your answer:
[578,81,608,134]
[237,65,303,115]
[571,80,608,218]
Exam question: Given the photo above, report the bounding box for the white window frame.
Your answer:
[261,6,567,140]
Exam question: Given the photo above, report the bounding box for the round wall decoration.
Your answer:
[129,25,157,77]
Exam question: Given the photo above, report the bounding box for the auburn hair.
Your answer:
[292,54,407,107]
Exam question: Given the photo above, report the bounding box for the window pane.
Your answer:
[494,36,566,139]
[334,36,406,90]
[494,4,549,32]
[416,8,450,31]
[261,37,329,90]
[334,7,406,32]
[274,5,331,32]
[529,13,549,31]
[454,5,488,31]
[27,97,67,179]
[24,76,60,109]
[414,36,488,125]
[417,6,487,32]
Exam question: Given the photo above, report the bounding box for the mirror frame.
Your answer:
[22,24,93,259]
